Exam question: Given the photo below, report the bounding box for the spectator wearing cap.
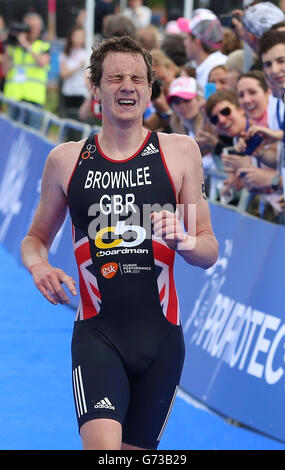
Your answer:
[177,9,227,90]
[167,76,231,160]
[166,76,204,139]
[233,2,284,54]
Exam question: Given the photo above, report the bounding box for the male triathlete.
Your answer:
[21,36,218,450]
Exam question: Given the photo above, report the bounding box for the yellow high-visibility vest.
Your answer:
[4,39,50,105]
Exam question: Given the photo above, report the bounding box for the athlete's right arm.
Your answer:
[21,144,77,305]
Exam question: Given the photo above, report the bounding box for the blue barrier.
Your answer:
[175,205,285,443]
[0,115,285,444]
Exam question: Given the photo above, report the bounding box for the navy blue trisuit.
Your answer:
[67,130,185,449]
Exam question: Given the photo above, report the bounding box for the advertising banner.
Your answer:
[0,118,52,258]
[175,204,285,443]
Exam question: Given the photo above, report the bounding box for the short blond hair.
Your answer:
[150,49,180,75]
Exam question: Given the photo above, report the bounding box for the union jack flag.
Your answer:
[152,236,181,326]
[72,225,101,320]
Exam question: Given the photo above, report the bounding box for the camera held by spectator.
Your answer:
[7,22,31,45]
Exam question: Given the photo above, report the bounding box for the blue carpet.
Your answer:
[0,244,284,450]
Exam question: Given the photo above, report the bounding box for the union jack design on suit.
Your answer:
[72,225,101,320]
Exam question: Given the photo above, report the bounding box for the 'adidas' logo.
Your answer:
[142,143,159,156]
[94,397,115,410]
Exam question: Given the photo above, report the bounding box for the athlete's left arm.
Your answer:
[152,136,218,269]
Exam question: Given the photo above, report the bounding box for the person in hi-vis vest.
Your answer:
[3,13,50,111]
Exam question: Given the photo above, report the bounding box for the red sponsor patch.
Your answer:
[101,262,118,279]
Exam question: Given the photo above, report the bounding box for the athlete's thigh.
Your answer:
[71,318,130,430]
[122,326,185,449]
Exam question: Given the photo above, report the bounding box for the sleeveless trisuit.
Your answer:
[67,131,185,449]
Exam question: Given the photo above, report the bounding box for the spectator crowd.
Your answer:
[1,0,285,224]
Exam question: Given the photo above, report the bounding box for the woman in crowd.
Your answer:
[143,49,180,132]
[205,89,249,202]
[233,70,282,219]
[208,65,228,91]
[224,70,282,172]
[166,76,204,138]
[237,70,283,147]
[59,25,89,120]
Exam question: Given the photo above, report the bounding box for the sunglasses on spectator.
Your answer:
[209,106,231,125]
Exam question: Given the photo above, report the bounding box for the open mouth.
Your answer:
[273,76,285,85]
[117,99,136,106]
[245,104,256,112]
[221,122,232,130]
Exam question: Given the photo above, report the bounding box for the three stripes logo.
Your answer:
[94,397,115,410]
[73,365,87,419]
[142,143,159,156]
[72,365,116,419]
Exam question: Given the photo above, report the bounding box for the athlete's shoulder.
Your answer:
[157,132,201,164]
[43,138,87,189]
[48,138,86,161]
[45,139,86,173]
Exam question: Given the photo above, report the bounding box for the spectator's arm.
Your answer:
[17,33,50,68]
[60,58,85,79]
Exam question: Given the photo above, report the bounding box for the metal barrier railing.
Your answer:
[0,92,101,144]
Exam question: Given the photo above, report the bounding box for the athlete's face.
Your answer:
[95,52,152,123]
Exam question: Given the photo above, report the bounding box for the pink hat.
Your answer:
[165,20,181,35]
[167,77,197,104]
[177,9,223,49]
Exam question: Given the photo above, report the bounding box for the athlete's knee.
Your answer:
[80,418,122,450]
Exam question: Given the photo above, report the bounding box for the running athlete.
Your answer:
[21,36,218,450]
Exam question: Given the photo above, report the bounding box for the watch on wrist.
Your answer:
[271,174,281,191]
[157,109,173,120]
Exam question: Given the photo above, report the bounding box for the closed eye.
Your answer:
[105,74,147,84]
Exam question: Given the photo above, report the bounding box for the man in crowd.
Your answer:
[176,9,227,90]
[3,12,50,124]
[232,2,284,55]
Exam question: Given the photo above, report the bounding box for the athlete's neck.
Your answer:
[97,123,149,160]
